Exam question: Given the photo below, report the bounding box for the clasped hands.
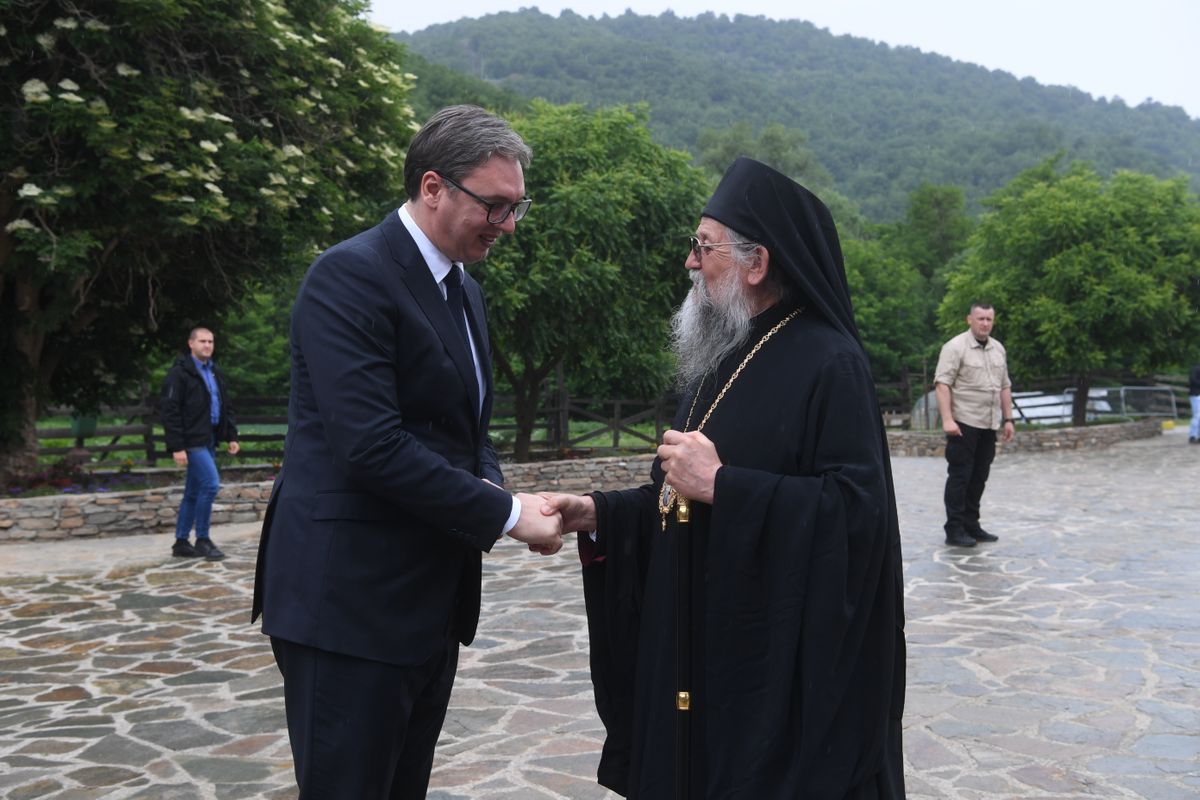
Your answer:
[507,428,723,555]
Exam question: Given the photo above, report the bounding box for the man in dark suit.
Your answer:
[251,105,563,799]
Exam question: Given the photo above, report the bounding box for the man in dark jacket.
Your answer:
[160,326,239,560]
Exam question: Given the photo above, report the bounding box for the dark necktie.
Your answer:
[443,265,471,348]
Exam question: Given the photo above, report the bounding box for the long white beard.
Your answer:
[669,270,754,389]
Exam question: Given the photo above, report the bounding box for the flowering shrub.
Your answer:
[0,0,419,478]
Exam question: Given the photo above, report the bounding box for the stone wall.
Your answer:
[0,419,1162,543]
[885,416,1162,457]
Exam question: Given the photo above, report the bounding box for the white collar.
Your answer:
[398,204,457,285]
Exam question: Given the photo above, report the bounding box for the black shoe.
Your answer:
[967,527,999,542]
[193,537,226,561]
[944,531,977,547]
[172,539,199,558]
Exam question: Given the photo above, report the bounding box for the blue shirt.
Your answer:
[192,356,221,426]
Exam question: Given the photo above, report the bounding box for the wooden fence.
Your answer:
[38,372,1189,465]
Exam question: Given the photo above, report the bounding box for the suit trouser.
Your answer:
[271,634,459,800]
[943,422,997,536]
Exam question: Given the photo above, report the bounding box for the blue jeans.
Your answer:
[175,443,220,540]
[1190,395,1200,440]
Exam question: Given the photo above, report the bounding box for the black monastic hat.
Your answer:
[701,157,863,347]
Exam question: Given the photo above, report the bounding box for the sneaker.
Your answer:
[172,539,199,558]
[193,537,225,561]
[967,527,999,542]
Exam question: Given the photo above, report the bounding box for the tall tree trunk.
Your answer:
[1071,373,1091,427]
[511,377,540,462]
[0,380,40,483]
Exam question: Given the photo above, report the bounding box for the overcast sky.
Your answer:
[366,0,1199,120]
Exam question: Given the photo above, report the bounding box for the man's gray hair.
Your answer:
[403,105,532,201]
[724,224,792,304]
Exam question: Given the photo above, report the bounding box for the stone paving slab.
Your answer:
[1,428,1198,798]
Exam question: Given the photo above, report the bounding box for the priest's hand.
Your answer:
[658,429,721,505]
[540,492,597,533]
[509,492,563,555]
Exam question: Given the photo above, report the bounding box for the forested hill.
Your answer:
[398,9,1200,220]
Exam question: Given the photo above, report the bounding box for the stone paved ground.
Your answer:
[1,428,1197,799]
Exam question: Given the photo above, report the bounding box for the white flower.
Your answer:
[84,19,111,31]
[58,79,80,91]
[259,117,273,128]
[36,33,56,49]
[320,206,332,216]
[53,17,78,29]
[327,57,345,70]
[208,112,233,123]
[22,79,51,102]
[116,63,141,77]
[268,172,287,185]
[312,33,328,43]
[59,92,85,103]
[6,219,35,232]
[259,187,276,196]
[280,144,303,159]
[178,106,205,122]
[137,150,154,162]
[239,68,251,78]
[204,182,223,194]
[198,140,220,153]
[17,183,43,198]
[224,131,239,142]
[179,215,200,226]
[0,24,7,36]
[178,195,196,203]
[300,176,316,185]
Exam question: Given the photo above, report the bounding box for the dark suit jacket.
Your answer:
[251,211,513,666]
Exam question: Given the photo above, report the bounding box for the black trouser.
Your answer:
[271,635,459,800]
[943,422,996,536]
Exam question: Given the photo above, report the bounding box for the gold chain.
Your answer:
[659,307,802,530]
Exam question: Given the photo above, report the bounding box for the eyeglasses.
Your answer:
[438,173,532,224]
[688,236,744,261]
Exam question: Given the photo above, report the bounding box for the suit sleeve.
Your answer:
[294,245,511,549]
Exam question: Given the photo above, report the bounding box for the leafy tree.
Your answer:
[697,121,832,191]
[841,238,926,383]
[217,289,292,399]
[401,49,529,121]
[940,158,1200,425]
[479,101,709,459]
[866,183,974,373]
[0,0,417,479]
[888,183,973,280]
[695,120,866,237]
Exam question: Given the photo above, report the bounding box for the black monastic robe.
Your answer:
[581,301,906,798]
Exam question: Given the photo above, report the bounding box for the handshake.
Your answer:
[505,492,598,556]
